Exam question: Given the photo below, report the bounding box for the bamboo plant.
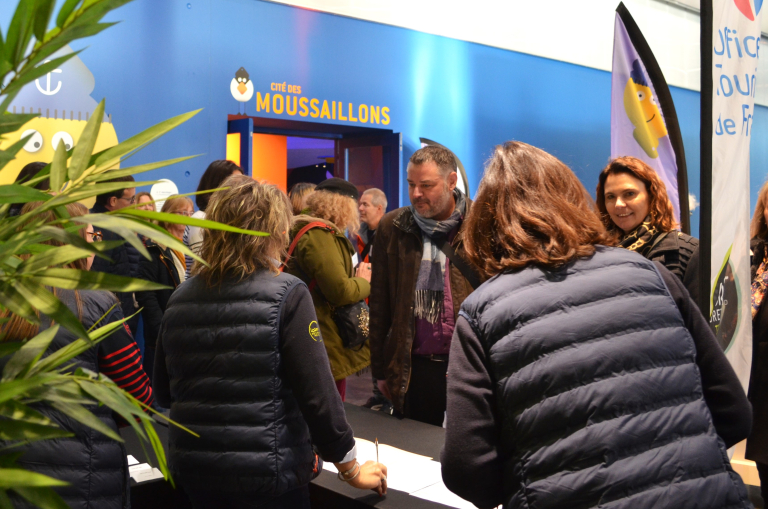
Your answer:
[0,1,264,507]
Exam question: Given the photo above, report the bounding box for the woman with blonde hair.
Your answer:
[136,195,194,380]
[153,175,386,508]
[747,181,768,501]
[285,178,371,400]
[288,182,316,215]
[135,191,156,211]
[3,202,153,509]
[441,141,751,509]
[596,156,700,301]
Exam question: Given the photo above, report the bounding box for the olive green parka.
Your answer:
[285,215,371,381]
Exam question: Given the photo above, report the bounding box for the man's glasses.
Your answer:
[87,231,103,242]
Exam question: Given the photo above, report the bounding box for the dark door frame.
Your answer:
[227,115,401,207]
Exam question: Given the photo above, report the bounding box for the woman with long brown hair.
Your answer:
[153,175,386,508]
[596,156,700,301]
[440,141,752,509]
[2,202,153,509]
[746,181,768,502]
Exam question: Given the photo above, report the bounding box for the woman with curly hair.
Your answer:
[441,141,752,509]
[285,178,371,400]
[596,156,700,301]
[746,181,768,502]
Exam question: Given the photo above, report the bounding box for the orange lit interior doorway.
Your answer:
[226,115,401,207]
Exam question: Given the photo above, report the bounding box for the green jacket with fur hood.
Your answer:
[285,215,371,381]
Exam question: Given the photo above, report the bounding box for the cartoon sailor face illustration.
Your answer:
[231,67,254,103]
[623,59,668,158]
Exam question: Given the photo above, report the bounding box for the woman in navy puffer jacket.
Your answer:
[441,142,753,509]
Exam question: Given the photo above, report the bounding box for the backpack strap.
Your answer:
[281,222,336,293]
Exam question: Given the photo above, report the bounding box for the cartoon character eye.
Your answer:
[51,131,74,151]
[21,129,43,153]
[636,91,646,101]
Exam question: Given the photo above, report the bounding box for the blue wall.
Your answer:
[3,0,768,236]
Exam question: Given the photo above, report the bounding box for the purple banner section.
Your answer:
[611,14,681,224]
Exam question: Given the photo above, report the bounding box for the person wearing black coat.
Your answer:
[1,204,154,509]
[441,142,752,509]
[136,195,192,382]
[152,176,387,508]
[90,175,141,334]
[596,156,700,304]
[748,183,768,502]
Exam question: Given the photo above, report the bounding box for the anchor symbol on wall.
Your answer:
[35,60,62,96]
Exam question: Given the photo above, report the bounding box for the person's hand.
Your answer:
[338,460,388,496]
[355,262,372,283]
[376,379,391,400]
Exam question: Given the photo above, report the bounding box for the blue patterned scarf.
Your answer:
[411,190,466,323]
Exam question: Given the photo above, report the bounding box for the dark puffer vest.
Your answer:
[10,290,129,509]
[459,247,750,509]
[158,271,319,494]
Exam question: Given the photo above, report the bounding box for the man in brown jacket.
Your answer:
[369,145,477,426]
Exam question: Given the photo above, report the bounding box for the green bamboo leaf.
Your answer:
[12,486,68,509]
[90,109,202,170]
[0,343,23,359]
[29,315,126,375]
[0,185,49,206]
[0,469,68,488]
[73,215,151,259]
[27,268,171,292]
[18,245,94,273]
[0,113,37,136]
[4,0,34,67]
[76,379,148,442]
[0,401,51,426]
[0,132,35,173]
[60,0,132,32]
[145,418,171,482]
[48,179,159,205]
[0,283,38,326]
[0,226,107,262]
[26,380,93,406]
[82,155,198,184]
[0,490,12,509]
[55,0,82,28]
[12,280,88,338]
[67,98,103,181]
[49,139,68,193]
[2,325,58,381]
[32,0,56,41]
[2,51,80,100]
[48,400,122,442]
[0,420,72,442]
[0,375,55,406]
[0,453,24,469]
[117,209,269,236]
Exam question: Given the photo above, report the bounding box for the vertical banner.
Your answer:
[707,0,761,390]
[611,3,690,233]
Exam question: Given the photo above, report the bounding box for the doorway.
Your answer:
[227,115,402,209]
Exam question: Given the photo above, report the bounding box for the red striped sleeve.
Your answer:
[98,334,154,409]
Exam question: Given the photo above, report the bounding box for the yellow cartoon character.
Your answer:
[623,59,668,158]
[0,113,119,187]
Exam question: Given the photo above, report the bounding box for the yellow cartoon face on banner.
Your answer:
[0,45,119,191]
[623,59,667,158]
[0,116,119,185]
